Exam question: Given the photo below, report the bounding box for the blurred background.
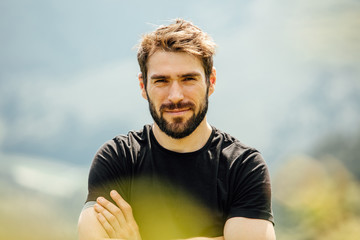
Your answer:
[1,0,359,239]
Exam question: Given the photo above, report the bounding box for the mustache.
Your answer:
[159,101,195,111]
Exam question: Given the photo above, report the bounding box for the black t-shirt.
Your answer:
[86,125,274,239]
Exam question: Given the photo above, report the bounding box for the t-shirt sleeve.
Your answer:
[85,139,131,204]
[227,150,274,225]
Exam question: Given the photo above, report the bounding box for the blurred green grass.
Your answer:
[0,180,83,240]
[273,155,360,240]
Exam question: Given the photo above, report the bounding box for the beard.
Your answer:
[147,93,209,139]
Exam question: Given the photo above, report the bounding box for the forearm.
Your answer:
[224,217,276,240]
[78,207,109,240]
[98,237,223,240]
[181,237,224,240]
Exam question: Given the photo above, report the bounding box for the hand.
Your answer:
[94,190,142,240]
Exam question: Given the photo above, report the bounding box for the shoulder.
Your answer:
[113,125,151,150]
[94,125,151,162]
[211,127,262,167]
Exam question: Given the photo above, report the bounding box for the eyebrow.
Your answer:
[150,74,168,80]
[150,72,202,80]
[181,72,202,78]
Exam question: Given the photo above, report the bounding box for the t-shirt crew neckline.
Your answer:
[149,124,216,157]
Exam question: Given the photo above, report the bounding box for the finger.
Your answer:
[97,197,127,226]
[110,190,137,224]
[94,203,122,235]
[96,212,116,238]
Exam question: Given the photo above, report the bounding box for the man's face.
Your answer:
[141,51,214,139]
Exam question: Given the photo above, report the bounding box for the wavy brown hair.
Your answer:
[137,19,216,88]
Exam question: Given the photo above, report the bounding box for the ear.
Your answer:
[208,67,216,96]
[138,73,148,100]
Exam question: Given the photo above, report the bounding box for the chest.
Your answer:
[127,149,228,239]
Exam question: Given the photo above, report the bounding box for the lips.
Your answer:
[159,102,195,118]
[165,108,190,113]
[163,108,191,116]
[160,102,195,112]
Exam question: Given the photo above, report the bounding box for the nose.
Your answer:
[167,81,184,103]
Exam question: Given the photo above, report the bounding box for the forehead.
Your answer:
[147,51,204,77]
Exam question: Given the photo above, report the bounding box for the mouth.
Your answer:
[160,101,195,118]
[163,108,191,116]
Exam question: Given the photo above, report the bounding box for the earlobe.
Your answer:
[208,67,217,96]
[138,73,148,100]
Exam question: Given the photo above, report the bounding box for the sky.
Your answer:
[1,0,360,196]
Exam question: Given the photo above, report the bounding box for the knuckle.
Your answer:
[108,215,116,222]
[121,203,132,212]
[108,228,115,236]
[97,215,105,223]
[114,208,121,215]
[102,202,111,210]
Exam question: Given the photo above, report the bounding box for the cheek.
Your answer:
[190,88,207,103]
[147,93,163,109]
[149,89,169,103]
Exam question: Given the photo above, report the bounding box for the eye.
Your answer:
[154,79,168,84]
[183,77,196,81]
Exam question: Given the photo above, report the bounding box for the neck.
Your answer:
[152,118,212,153]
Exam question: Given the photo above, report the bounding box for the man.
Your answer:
[78,19,275,240]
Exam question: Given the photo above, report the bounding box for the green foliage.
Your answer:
[273,127,360,239]
[273,155,360,240]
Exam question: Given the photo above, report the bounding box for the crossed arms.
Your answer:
[77,190,275,240]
